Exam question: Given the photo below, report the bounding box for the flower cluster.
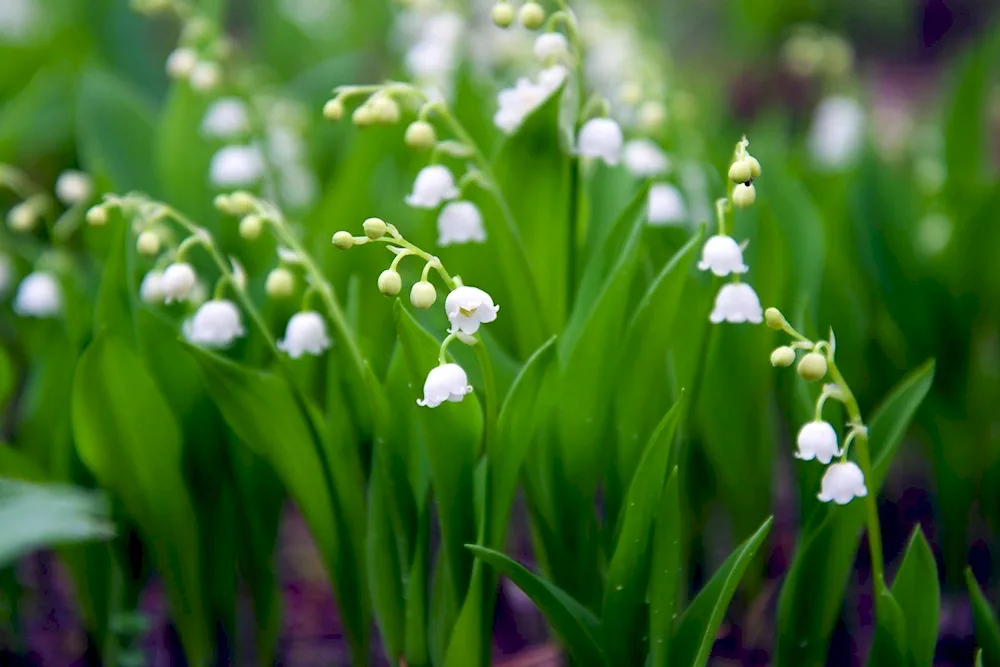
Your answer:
[766,307,870,504]
[332,217,498,408]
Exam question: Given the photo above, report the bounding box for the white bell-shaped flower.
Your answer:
[161,262,198,303]
[278,311,332,359]
[624,140,670,178]
[416,363,473,408]
[493,66,567,135]
[697,235,748,277]
[445,285,499,335]
[808,96,865,171]
[577,118,623,166]
[140,270,166,304]
[0,254,12,297]
[818,461,868,505]
[648,183,687,226]
[55,171,93,206]
[209,145,265,188]
[405,165,460,209]
[534,32,569,62]
[13,271,61,318]
[201,97,251,139]
[437,201,486,246]
[709,282,763,324]
[796,420,842,464]
[183,299,245,348]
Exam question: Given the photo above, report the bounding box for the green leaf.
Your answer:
[889,526,939,667]
[966,568,1000,665]
[156,84,216,222]
[467,545,608,667]
[602,398,686,666]
[368,463,407,660]
[404,502,431,667]
[775,360,936,667]
[0,345,14,411]
[867,589,907,667]
[976,649,984,667]
[670,517,773,667]
[648,469,681,667]
[71,335,211,665]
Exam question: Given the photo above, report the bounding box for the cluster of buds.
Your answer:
[148,2,232,93]
[491,1,545,30]
[781,24,855,80]
[332,218,499,408]
[766,307,870,504]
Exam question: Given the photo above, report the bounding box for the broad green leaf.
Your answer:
[775,360,936,666]
[976,649,984,667]
[670,517,773,667]
[467,545,608,667]
[156,84,216,222]
[443,560,487,667]
[0,66,75,162]
[602,398,685,666]
[889,526,939,667]
[648,469,681,667]
[0,346,13,410]
[368,463,407,661]
[966,568,1000,665]
[867,589,907,667]
[72,335,211,665]
[404,502,431,667]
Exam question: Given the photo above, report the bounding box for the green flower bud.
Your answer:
[732,182,756,208]
[265,267,295,299]
[228,191,256,215]
[323,98,344,121]
[362,217,387,240]
[765,307,787,330]
[797,352,828,382]
[519,2,545,30]
[136,230,161,257]
[410,280,437,309]
[7,202,36,232]
[404,121,437,150]
[213,193,233,213]
[86,205,108,226]
[492,2,515,28]
[378,269,402,297]
[353,104,375,128]
[239,214,264,241]
[745,155,761,179]
[371,96,400,125]
[728,159,752,183]
[332,231,355,250]
[770,346,796,368]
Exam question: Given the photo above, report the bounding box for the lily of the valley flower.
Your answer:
[709,282,763,324]
[209,145,266,188]
[493,66,567,135]
[647,183,687,226]
[577,117,623,165]
[445,285,499,335]
[795,420,841,464]
[55,171,93,206]
[808,96,865,171]
[161,262,198,303]
[623,139,670,178]
[438,201,486,246]
[13,271,61,318]
[818,461,868,504]
[405,165,460,209]
[140,270,166,304]
[698,235,748,277]
[416,362,473,408]
[184,299,245,348]
[534,32,569,63]
[202,97,251,139]
[278,311,332,358]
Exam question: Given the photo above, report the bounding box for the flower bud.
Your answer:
[732,182,756,208]
[728,159,752,183]
[638,101,667,132]
[371,96,400,125]
[404,121,437,150]
[190,61,222,92]
[519,2,545,29]
[492,2,515,27]
[265,267,295,299]
[239,214,263,240]
[332,231,355,250]
[7,202,36,232]
[770,346,796,367]
[797,352,828,382]
[228,191,256,215]
[410,280,437,309]
[323,98,344,121]
[86,205,108,226]
[362,217,387,240]
[745,155,761,179]
[213,193,233,213]
[136,230,161,257]
[353,104,375,128]
[765,307,787,330]
[378,269,402,297]
[166,47,198,79]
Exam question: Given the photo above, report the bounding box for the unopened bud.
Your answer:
[770,346,796,368]
[377,269,402,297]
[493,2,515,27]
[519,2,545,29]
[213,193,233,213]
[362,217,387,240]
[239,214,264,240]
[7,202,36,232]
[86,205,108,226]
[265,267,295,299]
[728,159,752,183]
[371,95,400,125]
[732,182,756,208]
[136,230,162,257]
[332,231,355,250]
[797,352,828,382]
[745,155,761,179]
[228,191,255,215]
[353,104,375,128]
[765,307,786,330]
[410,280,437,309]
[323,98,344,121]
[189,61,222,92]
[166,47,198,79]
[404,121,437,150]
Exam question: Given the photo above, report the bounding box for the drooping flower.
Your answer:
[818,461,868,505]
[278,311,332,359]
[161,262,198,303]
[623,139,670,177]
[209,145,266,188]
[437,201,486,246]
[577,117,623,165]
[416,363,473,408]
[709,282,763,324]
[493,66,567,135]
[808,96,865,171]
[697,235,748,277]
[55,171,93,206]
[184,299,245,348]
[13,271,61,318]
[795,420,841,464]
[140,270,166,304]
[647,183,687,226]
[445,286,499,335]
[405,165,460,209]
[202,97,251,139]
[534,32,569,63]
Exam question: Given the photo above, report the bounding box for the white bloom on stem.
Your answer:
[184,299,245,348]
[190,61,222,92]
[405,165,459,209]
[278,311,332,359]
[209,145,265,188]
[796,420,841,464]
[166,47,198,79]
[139,270,166,304]
[808,96,865,171]
[818,461,868,505]
[0,254,13,297]
[577,118,623,166]
[55,171,93,206]
[437,201,486,246]
[445,285,499,335]
[697,235,748,277]
[416,363,473,408]
[202,98,251,139]
[534,32,569,62]
[13,271,61,317]
[623,140,670,178]
[0,0,38,43]
[709,282,763,324]
[493,66,567,135]
[648,183,686,226]
[161,262,198,303]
